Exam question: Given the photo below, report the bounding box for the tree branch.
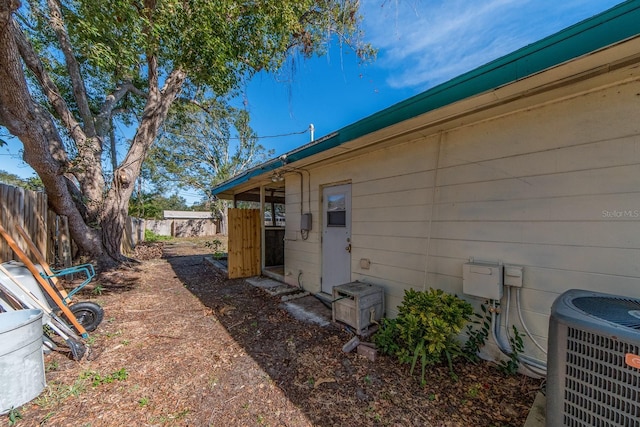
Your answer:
[10,20,84,146]
[46,0,96,137]
[96,80,147,136]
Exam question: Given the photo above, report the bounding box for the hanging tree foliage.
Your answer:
[147,98,274,202]
[0,0,373,267]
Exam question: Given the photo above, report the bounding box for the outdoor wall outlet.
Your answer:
[360,258,371,270]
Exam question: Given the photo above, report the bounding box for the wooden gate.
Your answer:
[227,208,261,279]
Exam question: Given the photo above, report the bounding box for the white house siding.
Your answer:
[283,75,640,364]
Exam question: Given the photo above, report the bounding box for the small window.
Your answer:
[327,194,346,227]
[327,211,346,227]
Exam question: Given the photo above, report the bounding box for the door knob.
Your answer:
[345,244,352,253]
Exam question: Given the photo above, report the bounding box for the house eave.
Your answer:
[212,1,640,198]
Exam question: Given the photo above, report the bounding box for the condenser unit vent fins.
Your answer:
[563,326,640,427]
[572,296,640,330]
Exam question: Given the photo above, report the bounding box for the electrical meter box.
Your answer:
[332,282,384,335]
[463,261,503,300]
[300,213,312,231]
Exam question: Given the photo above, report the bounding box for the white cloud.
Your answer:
[361,0,622,90]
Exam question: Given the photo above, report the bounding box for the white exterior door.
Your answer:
[321,184,352,294]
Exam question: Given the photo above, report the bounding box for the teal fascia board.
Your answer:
[213,0,640,196]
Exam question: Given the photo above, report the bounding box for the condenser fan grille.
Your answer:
[547,290,640,427]
[564,327,640,426]
[572,297,640,330]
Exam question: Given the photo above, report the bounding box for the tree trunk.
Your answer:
[0,3,107,264]
[98,70,187,260]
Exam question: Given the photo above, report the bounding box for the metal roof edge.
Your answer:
[212,0,640,195]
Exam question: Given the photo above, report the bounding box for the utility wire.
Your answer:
[236,128,309,140]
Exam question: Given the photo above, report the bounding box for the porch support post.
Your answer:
[260,185,265,272]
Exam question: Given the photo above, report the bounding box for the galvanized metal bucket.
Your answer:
[0,309,46,415]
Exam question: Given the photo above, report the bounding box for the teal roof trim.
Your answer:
[213,0,640,196]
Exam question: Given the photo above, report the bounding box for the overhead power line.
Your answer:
[229,128,309,139]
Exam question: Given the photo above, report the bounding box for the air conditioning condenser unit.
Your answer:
[547,289,640,427]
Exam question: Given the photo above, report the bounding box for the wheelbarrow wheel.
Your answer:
[70,301,104,332]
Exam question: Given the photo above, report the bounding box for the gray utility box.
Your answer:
[332,282,384,335]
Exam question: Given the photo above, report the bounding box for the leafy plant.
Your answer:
[373,288,473,384]
[498,326,524,376]
[204,238,225,259]
[7,407,22,426]
[463,303,491,362]
[374,318,401,356]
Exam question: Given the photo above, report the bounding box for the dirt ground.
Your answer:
[15,238,542,426]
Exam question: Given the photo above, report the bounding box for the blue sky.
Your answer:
[245,0,622,155]
[0,0,623,202]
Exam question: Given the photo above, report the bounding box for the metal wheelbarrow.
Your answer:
[0,262,87,360]
[0,223,103,338]
[14,223,104,332]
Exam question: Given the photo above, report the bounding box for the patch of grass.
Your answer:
[138,397,149,407]
[144,230,172,242]
[45,360,59,372]
[104,330,122,339]
[34,379,86,407]
[365,404,382,423]
[39,412,54,424]
[92,284,104,295]
[80,368,129,387]
[174,409,190,419]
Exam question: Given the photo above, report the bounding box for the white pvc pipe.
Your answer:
[505,286,512,341]
[516,288,548,355]
[490,298,547,375]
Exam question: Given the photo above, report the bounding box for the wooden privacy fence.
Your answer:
[1,183,145,265]
[0,183,72,266]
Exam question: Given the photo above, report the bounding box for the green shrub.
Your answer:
[374,288,473,384]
